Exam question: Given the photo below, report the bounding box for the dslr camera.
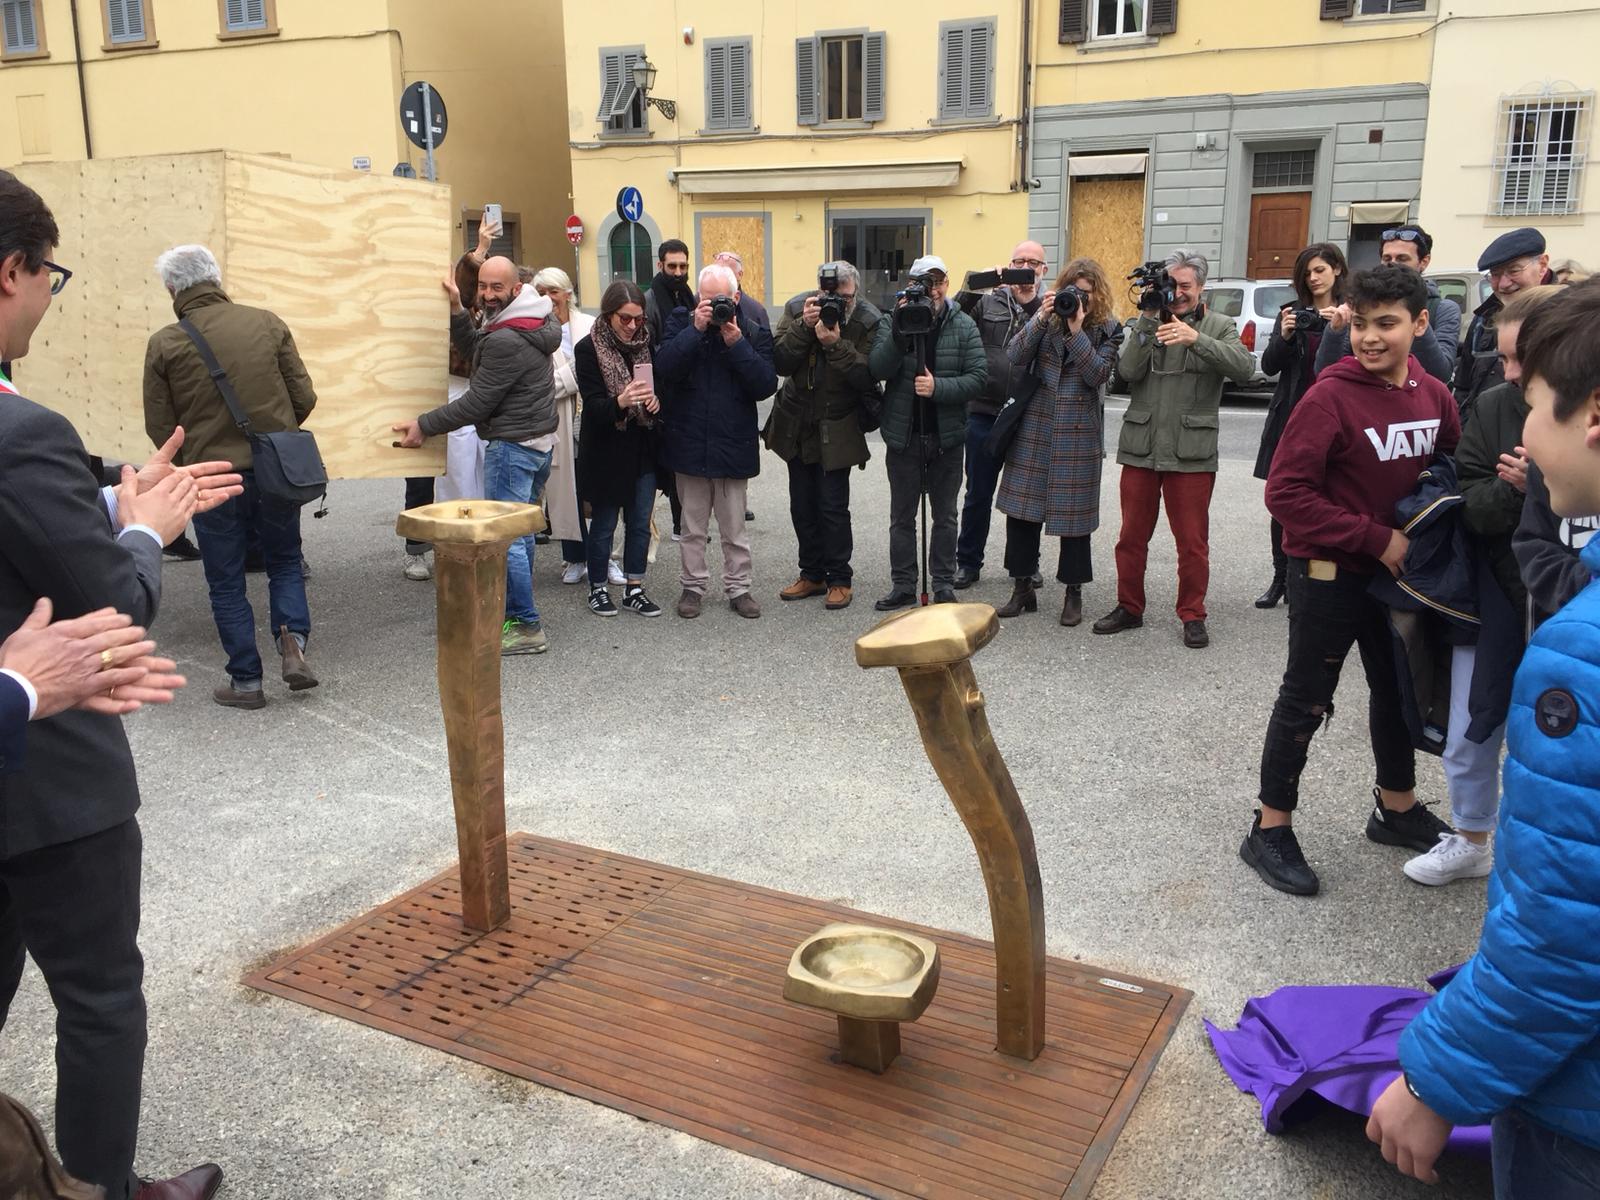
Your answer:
[893,276,936,337]
[817,265,846,330]
[1129,261,1177,314]
[1053,284,1087,320]
[709,294,739,327]
[1289,307,1326,333]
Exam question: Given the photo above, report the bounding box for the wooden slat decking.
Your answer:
[246,835,1189,1199]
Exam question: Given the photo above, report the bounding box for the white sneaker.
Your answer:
[608,560,626,585]
[1403,832,1493,886]
[403,551,433,582]
[561,561,586,585]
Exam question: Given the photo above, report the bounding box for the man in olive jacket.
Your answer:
[867,255,987,609]
[144,244,319,705]
[766,260,881,611]
[1094,249,1253,649]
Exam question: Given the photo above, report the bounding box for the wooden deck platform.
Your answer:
[246,835,1190,1199]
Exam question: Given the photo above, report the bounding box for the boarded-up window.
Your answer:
[105,0,145,43]
[704,37,752,131]
[2,0,39,53]
[938,19,994,121]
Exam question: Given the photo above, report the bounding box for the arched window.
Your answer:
[608,222,654,286]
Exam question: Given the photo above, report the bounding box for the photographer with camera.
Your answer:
[867,255,987,609]
[950,241,1050,589]
[1094,249,1254,648]
[766,261,882,610]
[1252,242,1349,609]
[993,258,1123,626]
[655,263,777,620]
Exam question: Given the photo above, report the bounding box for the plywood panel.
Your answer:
[1068,178,1146,321]
[13,152,448,478]
[700,216,767,304]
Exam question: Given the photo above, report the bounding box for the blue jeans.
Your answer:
[191,471,310,683]
[483,440,552,625]
[1494,1112,1600,1199]
[588,471,655,585]
[956,410,1001,573]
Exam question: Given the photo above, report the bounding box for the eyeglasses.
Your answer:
[1380,229,1424,243]
[614,312,646,327]
[44,260,72,296]
[1011,258,1045,269]
[1487,259,1536,281]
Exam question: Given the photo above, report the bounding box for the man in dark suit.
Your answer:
[0,171,240,1200]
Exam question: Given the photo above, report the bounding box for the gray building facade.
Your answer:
[1028,83,1430,281]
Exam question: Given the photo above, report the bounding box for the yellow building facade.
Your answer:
[562,0,1030,312]
[1417,0,1599,269]
[564,0,1460,314]
[0,0,574,273]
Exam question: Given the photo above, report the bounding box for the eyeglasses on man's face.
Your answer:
[1011,257,1045,269]
[44,261,72,296]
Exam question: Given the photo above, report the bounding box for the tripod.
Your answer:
[910,331,932,606]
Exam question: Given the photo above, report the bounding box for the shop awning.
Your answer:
[1067,152,1148,178]
[670,159,963,196]
[1349,200,1412,225]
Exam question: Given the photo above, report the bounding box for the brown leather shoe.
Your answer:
[1060,585,1082,627]
[729,592,762,619]
[279,625,317,690]
[135,1163,223,1200]
[0,1090,100,1199]
[825,585,853,610]
[779,577,827,601]
[1092,605,1144,635]
[213,683,265,710]
[676,589,702,619]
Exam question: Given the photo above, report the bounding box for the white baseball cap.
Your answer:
[909,255,948,278]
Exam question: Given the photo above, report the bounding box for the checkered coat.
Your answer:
[996,313,1122,537]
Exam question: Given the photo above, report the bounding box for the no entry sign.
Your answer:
[565,215,584,246]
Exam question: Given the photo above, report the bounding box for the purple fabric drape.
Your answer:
[1205,966,1491,1158]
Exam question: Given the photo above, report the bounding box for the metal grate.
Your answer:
[1493,89,1591,217]
[1252,149,1315,189]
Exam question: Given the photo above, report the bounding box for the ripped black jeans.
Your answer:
[1258,558,1416,812]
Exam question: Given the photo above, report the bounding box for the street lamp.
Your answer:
[631,56,677,121]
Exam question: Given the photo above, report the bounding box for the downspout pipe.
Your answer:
[1017,0,1032,191]
[68,0,93,158]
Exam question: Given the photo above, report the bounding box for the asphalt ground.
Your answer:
[2,401,1495,1199]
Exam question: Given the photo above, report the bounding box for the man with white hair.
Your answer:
[1093,247,1253,648]
[712,249,769,524]
[655,262,777,618]
[144,243,320,707]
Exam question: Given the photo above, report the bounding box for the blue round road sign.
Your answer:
[616,186,644,224]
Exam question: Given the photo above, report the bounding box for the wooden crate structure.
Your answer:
[13,152,450,478]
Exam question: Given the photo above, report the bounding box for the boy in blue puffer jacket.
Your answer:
[1367,278,1600,1196]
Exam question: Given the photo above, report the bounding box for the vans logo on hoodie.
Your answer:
[1364,419,1440,462]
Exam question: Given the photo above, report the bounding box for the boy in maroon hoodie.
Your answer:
[1242,264,1462,895]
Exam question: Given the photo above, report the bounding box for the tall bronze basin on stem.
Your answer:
[395,499,545,932]
[855,603,1046,1061]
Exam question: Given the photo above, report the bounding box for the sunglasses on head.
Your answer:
[1381,229,1425,246]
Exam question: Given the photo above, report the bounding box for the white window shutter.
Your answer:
[795,37,820,126]
[862,31,886,123]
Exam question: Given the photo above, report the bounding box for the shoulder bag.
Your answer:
[180,318,328,511]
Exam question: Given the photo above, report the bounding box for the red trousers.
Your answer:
[1114,466,1216,622]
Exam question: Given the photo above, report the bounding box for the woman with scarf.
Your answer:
[573,281,662,617]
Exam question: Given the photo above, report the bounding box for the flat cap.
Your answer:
[1478,227,1546,271]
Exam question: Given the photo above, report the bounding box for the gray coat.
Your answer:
[419,288,562,442]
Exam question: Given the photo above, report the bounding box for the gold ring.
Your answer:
[100,649,115,670]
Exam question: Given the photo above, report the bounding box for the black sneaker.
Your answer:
[1240,809,1320,895]
[1365,788,1453,852]
[621,586,662,617]
[162,532,203,561]
[587,587,618,617]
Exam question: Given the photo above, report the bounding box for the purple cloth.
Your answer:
[1205,967,1490,1158]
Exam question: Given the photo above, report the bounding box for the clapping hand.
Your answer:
[117,465,198,547]
[0,599,163,720]
[136,428,242,515]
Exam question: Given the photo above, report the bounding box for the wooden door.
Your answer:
[1068,176,1146,320]
[1246,192,1310,279]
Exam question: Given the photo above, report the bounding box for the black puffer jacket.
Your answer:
[419,288,562,442]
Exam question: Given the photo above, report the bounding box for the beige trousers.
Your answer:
[676,474,752,597]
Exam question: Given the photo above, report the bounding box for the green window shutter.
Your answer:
[1059,0,1089,43]
[705,41,730,130]
[1320,0,1356,17]
[862,31,886,124]
[938,24,966,120]
[1148,0,1178,36]
[795,37,820,126]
